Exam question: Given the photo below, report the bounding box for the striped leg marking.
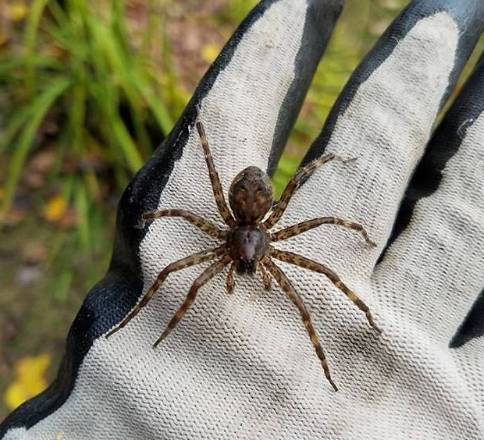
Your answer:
[140,209,226,239]
[226,263,235,294]
[270,217,375,246]
[106,246,226,338]
[263,257,338,391]
[259,262,272,291]
[153,255,231,347]
[269,247,381,333]
[263,154,352,230]
[195,111,235,227]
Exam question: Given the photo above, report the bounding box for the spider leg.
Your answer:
[270,217,375,246]
[262,257,337,391]
[139,208,226,239]
[106,245,226,338]
[226,263,235,294]
[195,110,236,227]
[154,255,231,347]
[263,154,352,230]
[259,262,272,291]
[269,247,381,333]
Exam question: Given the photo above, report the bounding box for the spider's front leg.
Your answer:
[270,217,376,246]
[106,245,226,338]
[195,110,236,228]
[262,257,338,391]
[263,154,354,230]
[138,209,226,240]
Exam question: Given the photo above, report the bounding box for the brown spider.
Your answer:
[106,111,381,391]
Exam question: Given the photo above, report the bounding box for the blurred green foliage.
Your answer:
[0,0,184,241]
[216,0,259,25]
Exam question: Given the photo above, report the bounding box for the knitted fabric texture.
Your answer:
[3,0,484,438]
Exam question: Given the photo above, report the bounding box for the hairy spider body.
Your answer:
[106,111,381,391]
[226,166,273,274]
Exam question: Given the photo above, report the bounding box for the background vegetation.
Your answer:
[0,0,482,419]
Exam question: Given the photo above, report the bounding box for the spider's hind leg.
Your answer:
[269,247,381,334]
[153,255,231,347]
[106,245,225,338]
[259,262,272,291]
[262,257,337,391]
[226,263,235,294]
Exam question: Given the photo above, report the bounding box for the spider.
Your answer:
[106,110,381,391]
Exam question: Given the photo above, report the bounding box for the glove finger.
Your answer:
[125,0,345,235]
[193,0,343,180]
[0,0,344,436]
[374,55,484,345]
[272,0,484,282]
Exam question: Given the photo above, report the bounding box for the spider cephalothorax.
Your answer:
[227,224,269,274]
[107,111,381,391]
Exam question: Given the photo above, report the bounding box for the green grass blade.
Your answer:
[0,106,33,152]
[134,78,174,134]
[23,0,51,95]
[0,57,63,78]
[1,78,71,218]
[74,182,90,251]
[111,116,144,172]
[90,17,174,135]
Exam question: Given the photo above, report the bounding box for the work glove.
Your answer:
[2,0,484,438]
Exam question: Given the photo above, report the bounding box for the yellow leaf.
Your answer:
[201,44,220,63]
[6,2,29,22]
[4,354,51,410]
[0,33,9,47]
[43,195,67,223]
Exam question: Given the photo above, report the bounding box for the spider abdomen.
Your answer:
[229,166,273,224]
[228,226,269,274]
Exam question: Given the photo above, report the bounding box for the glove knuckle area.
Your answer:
[374,109,484,344]
[194,0,339,176]
[299,0,484,259]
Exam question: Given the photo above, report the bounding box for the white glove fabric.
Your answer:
[2,0,484,438]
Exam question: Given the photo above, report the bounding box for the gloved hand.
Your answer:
[2,0,484,438]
